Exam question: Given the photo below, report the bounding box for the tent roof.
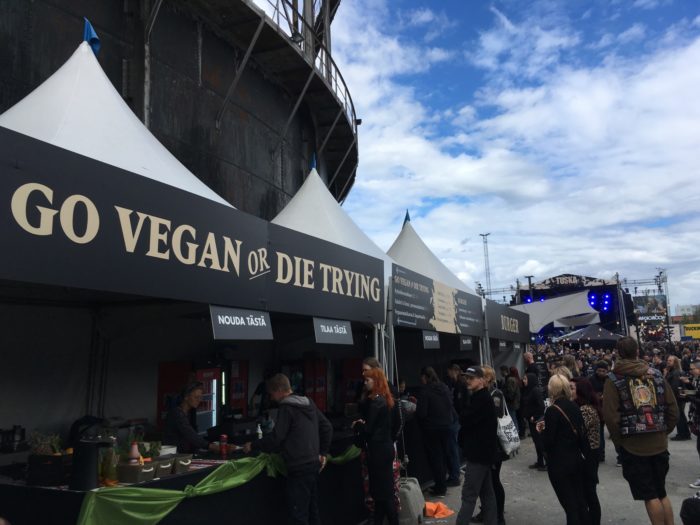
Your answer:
[511,290,598,333]
[0,42,230,207]
[272,169,392,271]
[561,324,622,343]
[387,217,475,294]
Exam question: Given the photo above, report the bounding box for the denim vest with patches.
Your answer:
[609,367,667,436]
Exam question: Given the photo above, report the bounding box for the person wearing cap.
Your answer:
[455,366,498,525]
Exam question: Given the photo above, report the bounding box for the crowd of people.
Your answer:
[227,336,700,525]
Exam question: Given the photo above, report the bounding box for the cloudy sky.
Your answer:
[316,0,700,312]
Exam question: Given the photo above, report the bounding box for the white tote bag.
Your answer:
[496,403,520,456]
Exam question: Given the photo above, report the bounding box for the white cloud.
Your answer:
[400,7,458,42]
[467,7,580,80]
[633,0,669,9]
[328,1,700,308]
[618,23,647,44]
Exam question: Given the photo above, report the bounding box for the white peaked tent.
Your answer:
[272,169,394,280]
[272,169,395,375]
[511,290,599,333]
[0,42,230,206]
[387,214,476,294]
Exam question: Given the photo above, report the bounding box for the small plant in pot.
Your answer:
[27,432,72,486]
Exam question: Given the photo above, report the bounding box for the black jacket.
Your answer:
[542,398,588,471]
[356,395,392,446]
[254,395,333,473]
[521,373,545,421]
[417,382,455,429]
[163,407,209,453]
[459,388,498,465]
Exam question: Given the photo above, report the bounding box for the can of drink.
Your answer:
[219,434,228,459]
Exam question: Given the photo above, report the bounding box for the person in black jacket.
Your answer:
[163,382,220,454]
[589,361,609,462]
[417,366,455,497]
[536,374,591,525]
[667,355,691,440]
[244,373,332,525]
[455,366,498,525]
[353,368,399,525]
[522,372,546,470]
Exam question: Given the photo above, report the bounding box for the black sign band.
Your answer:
[392,264,483,336]
[313,317,354,345]
[485,300,530,343]
[422,330,440,349]
[0,128,385,324]
[210,305,273,340]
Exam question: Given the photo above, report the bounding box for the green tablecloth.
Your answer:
[76,446,360,525]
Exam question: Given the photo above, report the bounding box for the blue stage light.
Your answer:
[604,294,610,299]
[526,297,532,303]
[602,306,609,311]
[540,297,545,302]
[591,295,596,299]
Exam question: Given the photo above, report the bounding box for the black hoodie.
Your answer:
[417,381,456,429]
[521,373,545,421]
[254,394,333,474]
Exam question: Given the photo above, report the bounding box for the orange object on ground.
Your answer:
[424,501,455,518]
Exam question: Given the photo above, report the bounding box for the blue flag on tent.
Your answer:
[403,210,411,225]
[83,17,101,56]
[310,153,317,170]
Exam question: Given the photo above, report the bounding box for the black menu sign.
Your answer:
[313,317,354,345]
[422,330,440,349]
[210,305,273,340]
[392,264,483,336]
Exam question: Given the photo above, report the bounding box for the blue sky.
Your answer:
[252,0,700,311]
[315,0,700,312]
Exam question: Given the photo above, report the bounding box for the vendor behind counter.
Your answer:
[163,382,219,454]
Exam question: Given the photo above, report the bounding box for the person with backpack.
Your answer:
[602,337,679,525]
[536,374,591,525]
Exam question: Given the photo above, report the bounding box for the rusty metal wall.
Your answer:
[0,0,317,219]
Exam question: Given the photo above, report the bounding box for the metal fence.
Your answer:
[248,0,357,135]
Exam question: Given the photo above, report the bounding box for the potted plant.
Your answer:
[26,432,73,486]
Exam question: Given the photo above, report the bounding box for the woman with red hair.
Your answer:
[353,368,399,525]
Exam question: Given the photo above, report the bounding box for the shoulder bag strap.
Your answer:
[551,403,578,436]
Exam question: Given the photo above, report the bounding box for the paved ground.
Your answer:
[422,432,699,525]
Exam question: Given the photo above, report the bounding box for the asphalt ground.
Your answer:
[421,431,700,525]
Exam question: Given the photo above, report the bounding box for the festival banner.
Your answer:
[484,300,530,344]
[633,294,668,323]
[391,264,483,336]
[685,324,700,340]
[0,127,385,324]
